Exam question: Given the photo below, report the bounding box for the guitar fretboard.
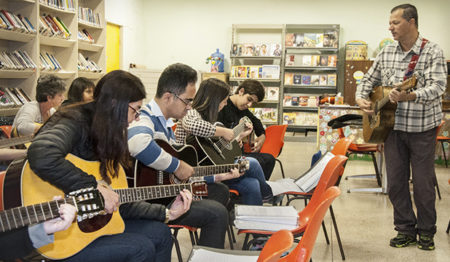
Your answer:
[217,117,249,149]
[0,198,74,233]
[116,184,193,203]
[193,163,239,177]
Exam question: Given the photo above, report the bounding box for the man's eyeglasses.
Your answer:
[171,92,193,107]
[129,105,141,119]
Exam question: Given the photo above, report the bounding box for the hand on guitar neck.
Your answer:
[356,98,374,114]
[167,189,192,221]
[213,167,243,182]
[388,88,416,104]
[97,183,119,213]
[43,197,77,234]
[174,160,195,181]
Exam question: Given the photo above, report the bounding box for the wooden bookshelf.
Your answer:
[0,0,106,116]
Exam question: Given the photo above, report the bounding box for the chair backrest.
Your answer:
[260,125,288,158]
[331,137,352,156]
[0,171,5,211]
[0,125,12,139]
[280,187,341,262]
[257,229,294,262]
[296,155,347,229]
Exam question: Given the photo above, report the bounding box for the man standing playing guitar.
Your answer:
[356,4,447,251]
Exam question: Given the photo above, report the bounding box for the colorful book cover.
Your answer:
[311,55,320,67]
[324,30,338,48]
[294,33,305,47]
[298,96,308,107]
[303,33,317,47]
[285,54,295,66]
[302,75,311,85]
[307,96,318,107]
[327,74,337,86]
[293,74,302,85]
[315,33,324,47]
[319,75,328,85]
[249,66,260,79]
[237,66,248,78]
[242,44,255,56]
[283,112,296,125]
[285,33,295,47]
[328,55,337,67]
[319,55,328,66]
[311,75,320,85]
[259,44,270,56]
[284,72,294,85]
[270,43,282,56]
[291,96,299,106]
[284,95,292,106]
[231,44,240,56]
[261,108,278,122]
[261,65,280,79]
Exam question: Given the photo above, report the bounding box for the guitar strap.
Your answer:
[403,38,428,81]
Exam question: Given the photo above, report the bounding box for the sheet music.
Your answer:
[189,249,258,262]
[267,178,304,196]
[295,152,335,192]
[234,220,298,231]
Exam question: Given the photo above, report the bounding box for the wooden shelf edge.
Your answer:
[78,41,104,52]
[39,3,76,15]
[0,29,36,42]
[39,36,76,47]
[78,20,103,30]
[0,69,36,78]
[78,71,104,79]
[40,70,76,79]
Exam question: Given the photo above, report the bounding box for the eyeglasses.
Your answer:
[171,92,193,107]
[128,105,141,119]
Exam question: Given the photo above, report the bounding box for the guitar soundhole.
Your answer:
[78,213,112,233]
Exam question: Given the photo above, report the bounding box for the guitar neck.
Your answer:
[0,198,75,233]
[115,183,192,204]
[193,163,239,177]
[0,135,33,148]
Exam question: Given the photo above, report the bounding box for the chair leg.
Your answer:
[276,158,286,178]
[434,176,441,200]
[172,229,183,262]
[370,152,382,187]
[242,233,250,250]
[441,141,448,168]
[188,231,196,245]
[446,219,450,233]
[229,224,236,243]
[227,226,234,249]
[330,205,345,260]
[321,221,330,245]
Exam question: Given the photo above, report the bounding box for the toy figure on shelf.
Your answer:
[206,49,224,72]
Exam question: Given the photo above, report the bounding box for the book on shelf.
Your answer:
[249,66,260,79]
[0,87,17,107]
[324,30,338,48]
[250,108,278,123]
[283,96,292,106]
[293,74,301,85]
[285,33,295,47]
[234,205,299,231]
[0,50,36,70]
[40,14,71,39]
[78,6,101,26]
[266,87,279,100]
[302,55,311,66]
[78,53,102,72]
[311,75,320,86]
[259,44,270,56]
[303,33,317,48]
[283,111,318,126]
[319,74,328,85]
[40,0,75,12]
[319,55,328,67]
[270,43,282,56]
[3,87,22,106]
[261,65,280,79]
[301,75,311,85]
[284,72,293,85]
[242,43,255,56]
[11,88,27,105]
[267,152,335,195]
[285,54,295,66]
[315,33,324,47]
[231,44,241,56]
[0,10,35,34]
[283,112,296,124]
[327,55,337,67]
[294,33,305,47]
[311,55,320,67]
[291,96,299,106]
[328,74,337,86]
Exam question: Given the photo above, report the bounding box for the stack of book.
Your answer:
[0,10,36,33]
[234,205,299,231]
[78,53,102,72]
[78,7,101,27]
[78,29,94,43]
[0,50,37,70]
[39,0,75,12]
[39,14,71,38]
[40,52,62,71]
[0,86,31,107]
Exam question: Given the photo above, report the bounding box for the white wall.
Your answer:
[106,0,449,72]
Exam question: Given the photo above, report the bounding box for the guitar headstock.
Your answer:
[236,157,250,173]
[190,181,208,197]
[240,116,252,126]
[68,187,106,222]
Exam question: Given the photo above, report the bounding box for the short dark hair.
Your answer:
[67,77,95,103]
[193,78,230,123]
[391,4,418,28]
[156,63,198,98]
[35,75,66,102]
[235,79,265,102]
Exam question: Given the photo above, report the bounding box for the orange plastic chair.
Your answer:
[338,127,383,193]
[260,125,288,178]
[436,121,450,168]
[170,224,199,262]
[239,155,348,255]
[278,187,341,262]
[257,230,293,262]
[0,125,12,139]
[447,179,450,234]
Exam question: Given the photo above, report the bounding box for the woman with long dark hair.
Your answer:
[27,70,192,261]
[176,78,273,205]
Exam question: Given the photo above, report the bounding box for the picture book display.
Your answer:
[231,43,282,57]
[231,65,280,80]
[249,108,278,123]
[283,111,318,126]
[285,31,338,48]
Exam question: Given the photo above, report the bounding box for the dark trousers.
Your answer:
[169,199,228,248]
[244,152,275,180]
[384,128,437,236]
[206,182,230,207]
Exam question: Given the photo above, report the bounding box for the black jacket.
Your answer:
[27,102,166,222]
[0,228,34,260]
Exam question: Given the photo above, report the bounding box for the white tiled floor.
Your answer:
[171,139,450,262]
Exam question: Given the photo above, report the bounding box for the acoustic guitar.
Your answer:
[362,76,416,143]
[129,139,250,188]
[186,116,252,165]
[0,135,33,148]
[2,154,207,260]
[0,187,103,233]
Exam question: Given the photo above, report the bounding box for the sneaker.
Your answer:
[389,233,416,248]
[417,234,435,250]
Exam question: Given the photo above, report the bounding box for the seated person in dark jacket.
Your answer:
[27,70,192,262]
[62,77,95,106]
[217,79,276,180]
[0,201,76,260]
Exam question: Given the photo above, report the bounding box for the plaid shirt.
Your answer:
[356,35,447,133]
[175,109,216,144]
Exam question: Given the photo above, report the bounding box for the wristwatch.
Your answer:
[164,209,170,223]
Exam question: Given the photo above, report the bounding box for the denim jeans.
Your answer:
[63,219,172,262]
[169,199,228,248]
[244,152,276,180]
